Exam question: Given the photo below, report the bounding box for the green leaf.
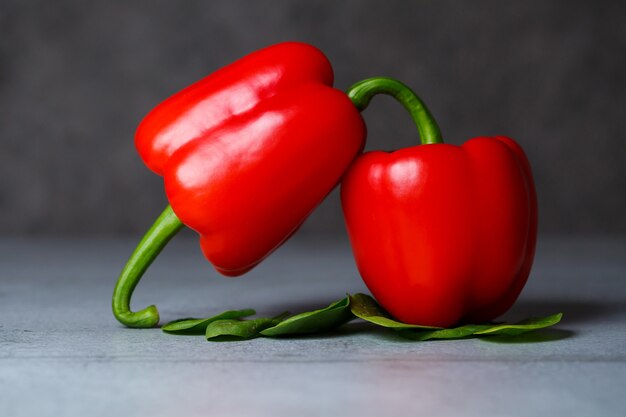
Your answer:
[398,313,563,341]
[474,313,564,336]
[398,324,494,341]
[162,309,256,335]
[164,293,563,343]
[349,293,441,330]
[260,296,353,337]
[205,312,289,341]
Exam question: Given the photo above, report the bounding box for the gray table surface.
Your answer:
[1,235,625,417]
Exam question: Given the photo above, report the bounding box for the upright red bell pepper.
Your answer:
[341,77,537,327]
[113,42,365,328]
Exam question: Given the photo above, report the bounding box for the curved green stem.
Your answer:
[346,77,443,145]
[112,205,184,328]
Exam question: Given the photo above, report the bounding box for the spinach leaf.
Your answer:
[398,313,563,341]
[163,292,563,343]
[162,308,256,335]
[205,312,289,341]
[397,324,493,341]
[474,313,564,336]
[349,293,441,330]
[260,296,353,337]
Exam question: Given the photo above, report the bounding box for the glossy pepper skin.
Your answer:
[342,78,537,328]
[113,42,365,328]
[136,42,365,275]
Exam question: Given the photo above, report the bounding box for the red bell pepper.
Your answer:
[113,42,365,328]
[341,77,537,327]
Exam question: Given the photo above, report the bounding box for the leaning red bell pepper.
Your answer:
[341,77,537,328]
[113,42,365,328]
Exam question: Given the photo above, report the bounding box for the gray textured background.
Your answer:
[0,0,624,236]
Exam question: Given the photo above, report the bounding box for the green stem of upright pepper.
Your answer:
[112,205,183,328]
[346,77,444,145]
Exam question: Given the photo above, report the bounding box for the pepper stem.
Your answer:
[346,77,443,145]
[112,205,184,328]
